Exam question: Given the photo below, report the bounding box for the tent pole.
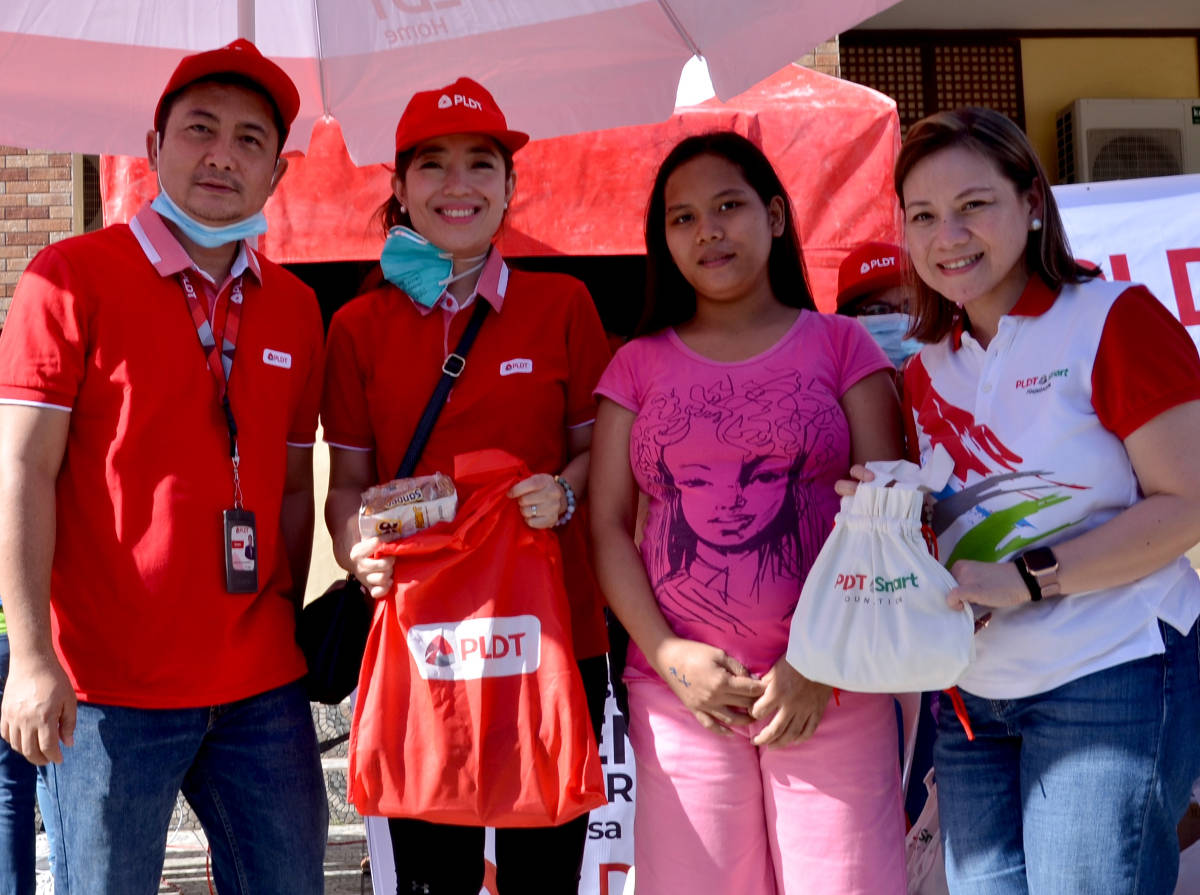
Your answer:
[237,0,255,41]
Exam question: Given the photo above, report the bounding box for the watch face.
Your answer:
[1023,546,1057,573]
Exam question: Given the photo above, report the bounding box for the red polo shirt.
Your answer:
[0,204,324,708]
[322,252,611,658]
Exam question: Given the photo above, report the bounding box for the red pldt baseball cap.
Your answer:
[154,39,301,138]
[394,77,529,155]
[836,242,905,310]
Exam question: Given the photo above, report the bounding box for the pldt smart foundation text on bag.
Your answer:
[786,446,975,693]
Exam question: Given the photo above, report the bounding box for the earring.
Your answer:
[1030,217,1043,231]
[399,203,406,215]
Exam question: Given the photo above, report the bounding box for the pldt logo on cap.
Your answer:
[860,255,897,276]
[437,93,483,111]
[407,615,541,680]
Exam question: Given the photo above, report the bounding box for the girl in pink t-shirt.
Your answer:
[590,132,907,895]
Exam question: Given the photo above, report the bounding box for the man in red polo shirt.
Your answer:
[0,41,327,893]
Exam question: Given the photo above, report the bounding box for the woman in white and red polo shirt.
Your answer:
[870,106,1200,895]
[322,78,611,894]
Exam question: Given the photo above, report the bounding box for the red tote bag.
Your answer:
[347,448,606,827]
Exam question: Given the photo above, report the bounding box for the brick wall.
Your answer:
[0,147,74,327]
[799,37,841,78]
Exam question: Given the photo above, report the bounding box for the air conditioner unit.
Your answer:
[1055,98,1200,184]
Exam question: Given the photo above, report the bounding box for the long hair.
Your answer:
[637,132,815,336]
[894,107,1097,343]
[374,141,515,238]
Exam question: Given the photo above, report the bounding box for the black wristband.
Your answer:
[1014,557,1043,602]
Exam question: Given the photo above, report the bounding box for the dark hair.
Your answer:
[637,132,816,336]
[375,139,515,238]
[156,73,287,155]
[894,107,1097,343]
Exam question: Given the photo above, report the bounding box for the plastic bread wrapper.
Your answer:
[358,472,457,543]
[862,444,954,493]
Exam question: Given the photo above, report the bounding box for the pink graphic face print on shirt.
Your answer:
[635,370,840,647]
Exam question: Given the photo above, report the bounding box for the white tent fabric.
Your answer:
[0,0,900,164]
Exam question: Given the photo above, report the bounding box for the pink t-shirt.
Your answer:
[596,311,891,677]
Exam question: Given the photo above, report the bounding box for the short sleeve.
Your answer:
[320,307,375,451]
[563,282,612,429]
[0,245,88,410]
[828,313,893,397]
[286,287,325,447]
[1092,286,1200,439]
[594,339,644,414]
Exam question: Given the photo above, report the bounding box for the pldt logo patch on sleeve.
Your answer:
[407,615,541,680]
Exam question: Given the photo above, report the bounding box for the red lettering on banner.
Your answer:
[509,631,525,656]
[1168,248,1200,326]
[599,863,632,895]
[1108,254,1131,281]
[372,0,460,19]
[459,638,478,659]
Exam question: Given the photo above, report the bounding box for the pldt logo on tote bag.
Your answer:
[407,615,541,680]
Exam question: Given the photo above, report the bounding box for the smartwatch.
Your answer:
[1015,547,1061,602]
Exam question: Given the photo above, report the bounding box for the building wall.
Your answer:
[0,147,74,327]
[1021,37,1200,179]
[799,38,841,78]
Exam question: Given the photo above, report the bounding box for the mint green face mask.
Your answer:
[380,226,485,308]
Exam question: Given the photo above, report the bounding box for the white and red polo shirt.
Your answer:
[0,204,324,708]
[905,275,1200,699]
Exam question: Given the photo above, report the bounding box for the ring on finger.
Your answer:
[530,505,538,517]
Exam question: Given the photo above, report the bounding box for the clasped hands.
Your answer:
[654,638,831,747]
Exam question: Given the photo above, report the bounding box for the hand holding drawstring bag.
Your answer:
[786,445,975,692]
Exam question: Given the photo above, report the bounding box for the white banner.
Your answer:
[1054,173,1200,349]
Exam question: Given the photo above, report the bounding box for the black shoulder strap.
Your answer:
[394,299,490,479]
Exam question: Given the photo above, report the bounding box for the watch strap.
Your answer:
[1015,556,1043,602]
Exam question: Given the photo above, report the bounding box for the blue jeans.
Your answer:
[0,632,58,895]
[41,681,327,895]
[935,619,1200,895]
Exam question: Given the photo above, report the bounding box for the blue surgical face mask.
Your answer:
[858,313,923,368]
[380,226,485,308]
[151,189,269,248]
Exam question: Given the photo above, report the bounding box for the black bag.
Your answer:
[297,575,372,705]
[299,301,490,704]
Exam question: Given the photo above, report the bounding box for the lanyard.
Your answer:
[179,269,246,507]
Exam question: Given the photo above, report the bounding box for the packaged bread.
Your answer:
[358,472,457,542]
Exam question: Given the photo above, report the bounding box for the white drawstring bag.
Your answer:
[786,446,975,692]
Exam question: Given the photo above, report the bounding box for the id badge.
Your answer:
[223,508,259,594]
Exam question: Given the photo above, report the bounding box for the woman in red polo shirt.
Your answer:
[321,78,611,895]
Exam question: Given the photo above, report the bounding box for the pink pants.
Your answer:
[627,678,906,895]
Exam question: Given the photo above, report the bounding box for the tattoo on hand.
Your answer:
[668,667,691,688]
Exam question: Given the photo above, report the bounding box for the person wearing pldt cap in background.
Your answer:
[836,241,922,369]
[322,77,611,894]
[0,39,327,894]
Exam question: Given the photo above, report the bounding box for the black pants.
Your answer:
[389,655,609,895]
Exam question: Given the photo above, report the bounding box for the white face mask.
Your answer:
[858,313,923,368]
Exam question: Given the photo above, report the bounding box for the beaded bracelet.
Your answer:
[554,475,577,527]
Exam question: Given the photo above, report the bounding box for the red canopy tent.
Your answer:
[102,64,901,311]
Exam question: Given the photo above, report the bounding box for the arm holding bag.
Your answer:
[347,449,606,827]
[786,446,975,692]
